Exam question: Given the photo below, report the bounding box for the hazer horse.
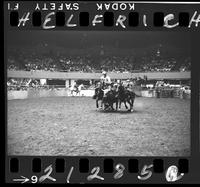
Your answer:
[117,84,135,112]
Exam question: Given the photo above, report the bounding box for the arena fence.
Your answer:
[7,88,95,100]
[7,88,190,100]
[8,70,190,80]
[141,89,191,99]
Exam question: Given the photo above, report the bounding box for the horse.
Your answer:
[117,84,135,112]
[102,89,118,111]
[93,84,104,109]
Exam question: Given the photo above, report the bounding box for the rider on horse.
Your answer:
[100,71,111,90]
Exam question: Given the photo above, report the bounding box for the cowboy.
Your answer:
[100,71,111,89]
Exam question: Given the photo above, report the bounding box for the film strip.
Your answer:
[7,157,190,183]
[9,9,192,28]
[5,1,200,30]
[3,0,200,184]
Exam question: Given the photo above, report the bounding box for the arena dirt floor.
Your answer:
[7,96,190,156]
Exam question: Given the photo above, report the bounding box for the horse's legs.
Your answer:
[130,95,135,111]
[115,101,118,111]
[131,98,134,108]
[110,103,114,111]
[96,99,99,108]
[131,99,134,111]
[124,101,128,109]
[119,100,122,110]
[127,99,133,111]
[100,99,103,109]
[130,99,133,111]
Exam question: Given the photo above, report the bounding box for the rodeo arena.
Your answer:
[7,32,191,156]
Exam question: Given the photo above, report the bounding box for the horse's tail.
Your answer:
[92,94,97,99]
[134,93,141,97]
[128,90,140,98]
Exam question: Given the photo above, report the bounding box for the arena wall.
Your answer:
[8,90,28,100]
[7,89,95,100]
[7,89,190,100]
[7,70,191,80]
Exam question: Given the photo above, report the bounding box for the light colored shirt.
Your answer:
[100,75,111,84]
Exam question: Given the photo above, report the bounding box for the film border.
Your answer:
[3,0,200,184]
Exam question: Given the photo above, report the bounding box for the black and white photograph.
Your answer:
[7,31,191,156]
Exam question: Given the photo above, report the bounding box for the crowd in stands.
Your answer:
[7,47,191,73]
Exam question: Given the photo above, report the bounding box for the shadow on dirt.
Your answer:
[96,109,142,114]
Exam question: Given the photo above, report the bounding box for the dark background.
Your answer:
[7,31,190,50]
